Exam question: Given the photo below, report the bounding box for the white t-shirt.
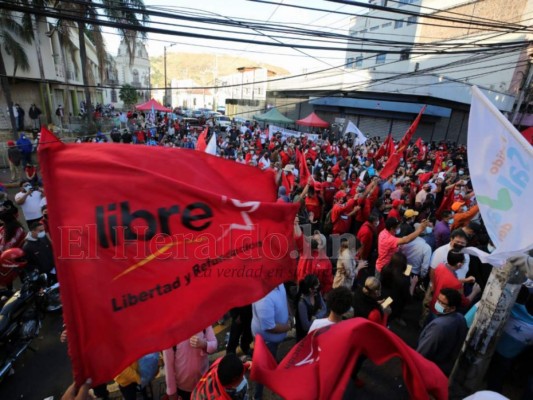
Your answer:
[430,243,470,280]
[15,190,43,221]
[309,318,334,333]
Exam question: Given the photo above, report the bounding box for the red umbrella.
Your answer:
[296,112,329,128]
[135,99,172,112]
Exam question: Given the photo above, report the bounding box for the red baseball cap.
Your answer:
[392,199,404,208]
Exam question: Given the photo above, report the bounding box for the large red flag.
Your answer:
[378,152,402,180]
[251,318,448,400]
[296,148,310,184]
[196,126,209,151]
[436,184,456,218]
[38,129,299,386]
[397,106,426,151]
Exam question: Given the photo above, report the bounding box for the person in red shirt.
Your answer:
[297,233,333,295]
[376,217,428,277]
[357,214,379,265]
[429,251,481,317]
[321,172,337,210]
[388,199,404,220]
[331,191,359,235]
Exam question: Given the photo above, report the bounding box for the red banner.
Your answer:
[397,106,426,151]
[436,184,457,218]
[433,152,444,174]
[38,129,299,386]
[196,126,209,151]
[251,318,448,400]
[379,152,402,180]
[374,134,391,160]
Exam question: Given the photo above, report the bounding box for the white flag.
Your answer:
[466,87,533,265]
[345,120,368,146]
[205,132,217,155]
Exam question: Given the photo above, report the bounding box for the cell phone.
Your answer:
[381,297,393,309]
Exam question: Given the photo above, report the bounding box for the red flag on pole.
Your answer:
[418,171,433,184]
[251,318,448,400]
[397,106,426,151]
[436,184,456,218]
[379,152,402,180]
[38,129,299,386]
[196,126,209,151]
[296,148,311,185]
[374,134,391,160]
[433,152,444,173]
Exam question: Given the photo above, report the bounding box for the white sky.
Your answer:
[102,0,366,74]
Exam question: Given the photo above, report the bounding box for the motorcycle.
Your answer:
[0,249,61,382]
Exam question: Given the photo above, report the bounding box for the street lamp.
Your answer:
[163,43,177,106]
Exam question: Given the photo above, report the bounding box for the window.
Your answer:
[346,57,355,68]
[407,16,417,25]
[111,89,117,103]
[394,20,403,29]
[400,48,411,61]
[370,25,379,31]
[376,53,386,64]
[382,22,392,28]
[356,56,363,67]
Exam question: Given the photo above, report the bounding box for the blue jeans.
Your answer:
[253,341,280,400]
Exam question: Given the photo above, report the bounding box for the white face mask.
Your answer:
[395,228,401,235]
[461,206,468,212]
[374,221,380,228]
[326,177,333,183]
[448,218,454,225]
[37,231,46,239]
[487,244,496,253]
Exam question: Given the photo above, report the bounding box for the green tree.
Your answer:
[119,84,138,109]
[0,8,34,138]
[54,0,148,128]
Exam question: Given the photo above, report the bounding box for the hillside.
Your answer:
[150,52,290,88]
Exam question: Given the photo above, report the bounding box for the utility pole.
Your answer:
[448,258,527,399]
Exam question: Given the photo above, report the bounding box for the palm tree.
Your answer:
[0,8,34,138]
[53,0,148,129]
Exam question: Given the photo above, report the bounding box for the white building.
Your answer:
[113,39,151,109]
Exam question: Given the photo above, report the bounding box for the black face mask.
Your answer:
[311,239,319,250]
[452,243,466,251]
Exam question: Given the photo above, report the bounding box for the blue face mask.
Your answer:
[425,227,433,234]
[435,301,446,314]
[448,218,454,225]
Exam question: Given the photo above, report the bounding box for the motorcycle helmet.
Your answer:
[0,248,27,269]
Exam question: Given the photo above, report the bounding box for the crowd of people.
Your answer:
[2,113,532,400]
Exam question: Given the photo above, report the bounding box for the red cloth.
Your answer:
[251,318,448,400]
[431,264,470,313]
[331,199,355,235]
[356,221,376,261]
[321,182,337,208]
[436,184,456,218]
[414,138,426,160]
[379,152,402,180]
[374,134,391,160]
[418,172,433,184]
[296,250,333,294]
[397,106,426,151]
[433,153,444,173]
[296,149,311,185]
[38,128,299,386]
[196,127,209,151]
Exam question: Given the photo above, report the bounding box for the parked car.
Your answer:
[217,106,226,115]
[215,115,232,129]
[192,110,204,118]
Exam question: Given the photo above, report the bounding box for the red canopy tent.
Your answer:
[296,112,329,128]
[135,98,172,112]
[520,127,533,145]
